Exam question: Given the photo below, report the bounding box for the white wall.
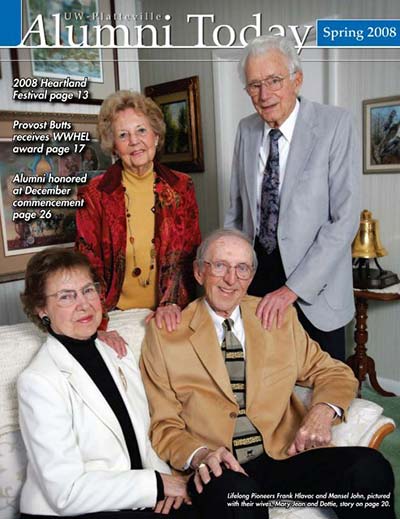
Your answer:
[137,0,400,387]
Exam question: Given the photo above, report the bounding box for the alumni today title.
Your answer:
[20,13,314,52]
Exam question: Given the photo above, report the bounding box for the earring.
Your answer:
[41,315,51,327]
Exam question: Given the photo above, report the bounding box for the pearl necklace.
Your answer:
[124,188,156,288]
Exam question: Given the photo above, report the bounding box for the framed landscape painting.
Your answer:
[363,96,400,174]
[145,76,204,172]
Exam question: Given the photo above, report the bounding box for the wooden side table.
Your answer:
[346,289,400,397]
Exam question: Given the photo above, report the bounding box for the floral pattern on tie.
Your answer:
[258,128,282,254]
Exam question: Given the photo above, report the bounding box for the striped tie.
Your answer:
[222,318,263,464]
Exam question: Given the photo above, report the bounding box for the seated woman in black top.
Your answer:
[18,248,193,518]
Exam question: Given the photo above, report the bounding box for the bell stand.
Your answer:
[347,289,399,397]
[353,257,399,290]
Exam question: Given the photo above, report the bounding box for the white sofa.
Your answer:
[0,308,395,519]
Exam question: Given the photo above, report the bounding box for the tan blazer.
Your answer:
[140,296,358,471]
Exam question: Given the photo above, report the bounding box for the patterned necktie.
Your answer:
[258,128,283,254]
[221,319,263,464]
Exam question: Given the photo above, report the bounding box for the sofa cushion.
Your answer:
[107,308,151,362]
[0,431,27,519]
[269,507,337,518]
[0,323,44,436]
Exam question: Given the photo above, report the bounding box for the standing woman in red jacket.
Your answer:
[75,91,201,344]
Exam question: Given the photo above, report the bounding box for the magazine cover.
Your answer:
[0,1,399,518]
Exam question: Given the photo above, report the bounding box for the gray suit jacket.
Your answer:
[224,97,361,330]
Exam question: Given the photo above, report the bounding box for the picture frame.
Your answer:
[145,76,204,173]
[0,110,112,282]
[10,0,119,105]
[363,95,400,174]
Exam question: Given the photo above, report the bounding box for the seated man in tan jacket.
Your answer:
[140,228,394,519]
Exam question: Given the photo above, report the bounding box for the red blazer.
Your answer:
[75,160,201,322]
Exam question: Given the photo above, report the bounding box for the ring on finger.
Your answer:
[198,462,207,470]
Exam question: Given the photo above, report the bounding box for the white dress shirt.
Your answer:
[204,300,246,353]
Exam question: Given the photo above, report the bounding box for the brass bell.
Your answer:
[352,209,399,289]
[352,210,387,259]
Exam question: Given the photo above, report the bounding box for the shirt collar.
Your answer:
[263,98,300,144]
[203,299,241,328]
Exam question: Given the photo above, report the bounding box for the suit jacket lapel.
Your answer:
[245,116,264,229]
[96,341,149,459]
[189,301,236,405]
[280,97,318,215]
[47,336,127,452]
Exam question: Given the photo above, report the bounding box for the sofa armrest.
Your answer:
[294,386,396,449]
[0,430,27,519]
[358,418,395,450]
[331,398,395,449]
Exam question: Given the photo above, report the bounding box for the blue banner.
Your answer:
[0,1,22,46]
[317,19,400,47]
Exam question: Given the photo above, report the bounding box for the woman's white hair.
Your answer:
[238,35,302,84]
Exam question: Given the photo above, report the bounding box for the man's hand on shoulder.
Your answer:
[256,285,298,330]
[145,304,182,332]
[287,403,335,456]
[191,446,247,494]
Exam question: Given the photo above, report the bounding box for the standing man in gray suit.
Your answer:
[225,35,361,361]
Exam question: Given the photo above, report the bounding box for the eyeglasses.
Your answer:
[46,282,101,307]
[202,260,254,280]
[245,74,292,96]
